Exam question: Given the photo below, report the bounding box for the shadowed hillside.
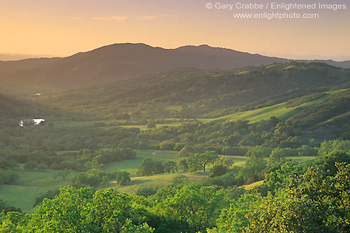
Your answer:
[0,43,288,94]
[35,62,350,120]
[1,43,349,96]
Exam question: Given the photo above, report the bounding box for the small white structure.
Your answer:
[33,119,45,125]
[19,119,45,127]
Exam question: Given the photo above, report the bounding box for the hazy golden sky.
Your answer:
[1,0,349,60]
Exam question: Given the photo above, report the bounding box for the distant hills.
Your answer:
[1,59,349,139]
[0,53,40,61]
[1,43,349,95]
[33,61,350,139]
[2,43,350,139]
[0,43,285,94]
[36,62,350,117]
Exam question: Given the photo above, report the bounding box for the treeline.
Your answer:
[0,124,139,185]
[137,158,178,176]
[140,117,317,154]
[0,124,140,151]
[2,150,350,232]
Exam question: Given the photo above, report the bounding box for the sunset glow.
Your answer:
[1,0,349,60]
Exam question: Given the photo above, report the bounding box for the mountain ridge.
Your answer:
[1,43,349,95]
[0,43,288,94]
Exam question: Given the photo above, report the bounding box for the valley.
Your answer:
[1,44,350,232]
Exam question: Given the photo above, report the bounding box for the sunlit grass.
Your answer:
[0,168,76,213]
[111,173,178,195]
[243,180,264,190]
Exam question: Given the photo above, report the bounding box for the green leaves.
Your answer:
[243,163,350,232]
[18,187,155,233]
[185,151,218,172]
[215,194,263,233]
[154,183,224,233]
[115,171,131,186]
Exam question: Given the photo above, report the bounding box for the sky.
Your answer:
[0,0,349,60]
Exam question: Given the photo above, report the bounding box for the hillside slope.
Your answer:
[0,93,46,128]
[0,94,32,118]
[0,43,287,94]
[35,62,350,120]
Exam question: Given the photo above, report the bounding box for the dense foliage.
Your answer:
[36,62,350,120]
[2,153,350,232]
[141,117,312,154]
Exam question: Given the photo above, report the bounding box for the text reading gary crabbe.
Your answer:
[207,2,347,11]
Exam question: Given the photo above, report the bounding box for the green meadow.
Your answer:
[0,148,315,213]
[0,167,77,213]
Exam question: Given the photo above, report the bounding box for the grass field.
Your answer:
[0,168,76,213]
[0,149,315,213]
[243,180,264,190]
[225,156,249,166]
[54,120,116,127]
[199,90,334,123]
[53,120,185,130]
[0,150,181,213]
[104,149,207,194]
[103,150,182,176]
[111,173,178,194]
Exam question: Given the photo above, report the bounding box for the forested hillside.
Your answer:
[0,43,287,94]
[36,62,349,118]
[0,94,31,118]
[34,62,350,138]
[0,43,349,95]
[0,93,45,129]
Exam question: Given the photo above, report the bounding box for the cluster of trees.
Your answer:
[15,147,136,173]
[2,150,350,232]
[0,200,21,215]
[0,141,136,185]
[0,124,141,152]
[0,187,154,232]
[0,122,140,176]
[1,114,339,188]
[318,140,350,156]
[0,157,17,185]
[141,117,317,155]
[0,139,136,188]
[178,151,218,172]
[73,168,115,187]
[115,171,131,185]
[212,162,350,232]
[137,159,178,176]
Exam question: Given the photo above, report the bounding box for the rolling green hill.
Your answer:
[35,62,350,120]
[212,89,350,139]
